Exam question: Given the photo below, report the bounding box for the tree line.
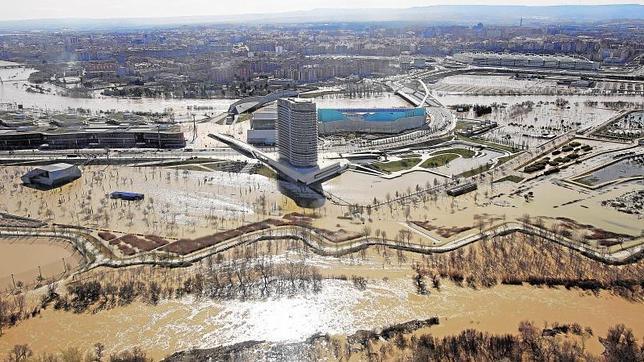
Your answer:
[412,233,643,300]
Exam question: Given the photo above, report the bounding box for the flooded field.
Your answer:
[323,170,448,204]
[0,237,81,290]
[0,262,641,360]
[0,66,235,113]
[439,92,643,108]
[431,74,565,95]
[575,157,644,186]
[452,98,626,149]
[0,165,285,240]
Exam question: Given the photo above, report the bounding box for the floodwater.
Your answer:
[0,65,405,114]
[0,165,282,239]
[576,158,644,186]
[0,66,234,113]
[0,270,641,359]
[0,237,81,290]
[323,170,448,204]
[438,91,642,108]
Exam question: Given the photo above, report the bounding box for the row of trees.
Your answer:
[45,255,323,316]
[5,321,641,361]
[4,343,150,362]
[413,233,643,300]
[0,239,327,334]
[160,320,642,362]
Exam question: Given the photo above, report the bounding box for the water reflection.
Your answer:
[277,179,326,208]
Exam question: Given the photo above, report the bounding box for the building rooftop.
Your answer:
[36,163,77,172]
[318,107,425,123]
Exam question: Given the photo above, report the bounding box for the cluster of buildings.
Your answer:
[454,52,599,71]
[247,100,427,145]
[0,111,185,150]
[2,21,639,100]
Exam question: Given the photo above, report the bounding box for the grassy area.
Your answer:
[254,165,278,179]
[420,154,459,169]
[497,153,519,165]
[457,135,520,153]
[455,153,519,179]
[494,175,525,183]
[456,163,492,178]
[372,157,421,173]
[431,148,476,158]
[174,164,210,172]
[400,153,422,158]
[572,176,595,186]
[236,113,252,123]
[454,120,478,132]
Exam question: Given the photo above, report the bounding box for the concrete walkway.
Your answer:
[1,220,641,282]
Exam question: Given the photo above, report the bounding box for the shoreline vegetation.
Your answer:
[2,319,642,361]
[163,320,644,362]
[0,231,641,338]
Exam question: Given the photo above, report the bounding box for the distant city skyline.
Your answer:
[2,0,641,21]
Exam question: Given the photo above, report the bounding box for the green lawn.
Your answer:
[455,120,478,131]
[494,175,525,183]
[419,148,475,169]
[455,153,519,179]
[254,165,278,179]
[431,148,476,158]
[372,157,421,173]
[236,113,252,123]
[497,153,519,165]
[457,164,492,178]
[420,154,459,169]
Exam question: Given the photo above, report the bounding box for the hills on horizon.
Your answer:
[0,4,643,31]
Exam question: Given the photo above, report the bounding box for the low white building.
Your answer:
[21,163,81,187]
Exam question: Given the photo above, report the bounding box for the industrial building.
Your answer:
[21,163,82,188]
[317,107,426,135]
[277,98,318,168]
[454,52,599,71]
[0,125,186,150]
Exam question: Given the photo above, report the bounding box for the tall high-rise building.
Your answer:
[277,98,318,168]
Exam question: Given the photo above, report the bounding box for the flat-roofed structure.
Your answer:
[21,163,81,187]
[0,124,186,150]
[446,182,478,197]
[318,107,426,135]
[454,52,599,71]
[277,98,318,168]
[247,106,277,145]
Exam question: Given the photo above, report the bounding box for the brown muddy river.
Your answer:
[0,275,641,360]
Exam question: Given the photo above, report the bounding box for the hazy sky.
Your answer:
[2,0,641,21]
